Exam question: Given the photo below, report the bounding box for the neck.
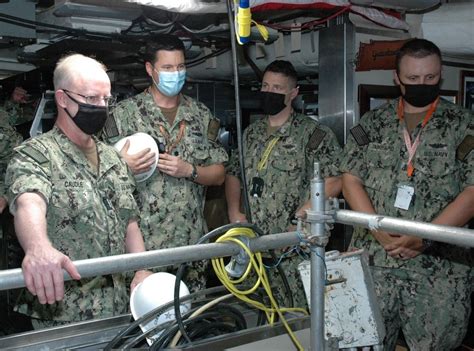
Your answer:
[150,85,179,108]
[268,107,292,127]
[402,99,431,114]
[56,113,95,148]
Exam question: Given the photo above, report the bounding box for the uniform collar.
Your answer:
[144,89,194,124]
[265,110,296,138]
[51,126,119,177]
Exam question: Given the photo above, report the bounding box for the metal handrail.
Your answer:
[0,211,472,291]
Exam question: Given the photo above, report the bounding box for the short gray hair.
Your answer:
[53,53,107,90]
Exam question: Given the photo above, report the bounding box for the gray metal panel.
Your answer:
[318,22,356,146]
[0,0,36,38]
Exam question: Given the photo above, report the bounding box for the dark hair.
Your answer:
[395,38,442,73]
[143,34,185,64]
[263,60,298,87]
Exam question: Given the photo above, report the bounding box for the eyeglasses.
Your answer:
[63,89,116,107]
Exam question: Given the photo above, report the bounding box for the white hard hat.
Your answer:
[130,272,191,345]
[114,132,159,182]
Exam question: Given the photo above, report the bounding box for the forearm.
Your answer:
[342,173,376,214]
[194,163,225,186]
[125,220,146,253]
[431,186,474,227]
[14,193,50,253]
[325,175,342,198]
[225,174,242,215]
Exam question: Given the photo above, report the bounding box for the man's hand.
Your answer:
[228,211,248,223]
[22,244,81,305]
[157,153,192,178]
[11,87,30,104]
[371,230,400,249]
[385,235,424,260]
[130,270,153,292]
[120,140,156,174]
[0,196,7,214]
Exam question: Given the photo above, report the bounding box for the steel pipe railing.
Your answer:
[309,163,327,351]
[0,211,472,292]
[0,231,301,291]
[335,210,474,248]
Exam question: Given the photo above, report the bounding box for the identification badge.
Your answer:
[394,184,414,210]
[250,177,264,198]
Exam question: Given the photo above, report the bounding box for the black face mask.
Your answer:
[64,93,109,135]
[260,91,287,116]
[399,78,440,108]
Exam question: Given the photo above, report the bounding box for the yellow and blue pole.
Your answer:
[237,0,251,44]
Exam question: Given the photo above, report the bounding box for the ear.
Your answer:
[290,85,299,100]
[393,70,401,86]
[145,62,154,78]
[55,90,67,109]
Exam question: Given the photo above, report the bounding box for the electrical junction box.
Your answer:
[298,249,386,348]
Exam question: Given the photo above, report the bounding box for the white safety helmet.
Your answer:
[114,132,159,182]
[130,272,191,345]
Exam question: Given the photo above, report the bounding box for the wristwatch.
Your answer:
[189,164,198,182]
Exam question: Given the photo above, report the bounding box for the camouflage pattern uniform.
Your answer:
[340,98,473,350]
[227,112,341,308]
[6,126,139,324]
[106,91,228,291]
[0,107,22,212]
[3,99,35,126]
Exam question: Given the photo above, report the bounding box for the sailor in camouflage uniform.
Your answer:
[3,87,36,126]
[103,35,227,292]
[341,39,473,350]
[0,107,22,216]
[226,61,342,309]
[6,54,150,328]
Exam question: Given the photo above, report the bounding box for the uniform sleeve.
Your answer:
[6,143,52,215]
[307,125,342,179]
[339,110,375,180]
[101,101,132,144]
[200,105,228,165]
[458,113,474,189]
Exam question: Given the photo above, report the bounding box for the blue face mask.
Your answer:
[153,69,186,97]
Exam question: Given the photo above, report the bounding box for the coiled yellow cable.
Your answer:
[211,227,308,351]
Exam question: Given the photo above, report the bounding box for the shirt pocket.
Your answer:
[269,157,306,198]
[50,183,93,216]
[415,148,460,202]
[185,137,209,165]
[363,143,396,193]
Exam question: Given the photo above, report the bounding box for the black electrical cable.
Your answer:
[103,285,227,350]
[186,48,230,68]
[121,297,235,349]
[172,221,296,345]
[0,13,113,40]
[172,222,263,345]
[150,311,229,350]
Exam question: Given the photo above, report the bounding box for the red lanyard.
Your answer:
[397,97,439,177]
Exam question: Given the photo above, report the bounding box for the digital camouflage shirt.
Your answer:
[340,98,473,277]
[227,112,341,235]
[105,91,228,251]
[0,107,22,198]
[6,126,139,322]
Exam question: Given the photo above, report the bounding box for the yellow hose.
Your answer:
[211,227,307,350]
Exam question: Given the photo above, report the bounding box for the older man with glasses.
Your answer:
[5,53,151,329]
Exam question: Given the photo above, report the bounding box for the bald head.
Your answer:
[53,54,109,91]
